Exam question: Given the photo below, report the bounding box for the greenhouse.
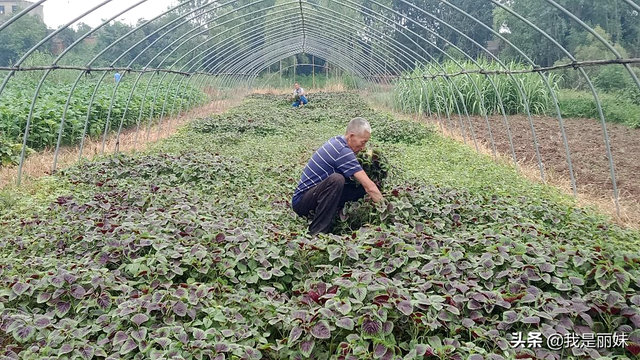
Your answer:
[0,0,639,359]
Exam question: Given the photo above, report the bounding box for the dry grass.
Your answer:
[0,94,243,190]
[366,99,640,230]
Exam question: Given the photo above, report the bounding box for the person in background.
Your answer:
[114,72,121,83]
[291,117,384,235]
[292,83,308,107]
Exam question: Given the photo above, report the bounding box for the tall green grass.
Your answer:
[558,90,640,128]
[393,60,559,116]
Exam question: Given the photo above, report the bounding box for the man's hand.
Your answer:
[353,170,384,203]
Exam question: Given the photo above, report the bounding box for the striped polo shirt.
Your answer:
[292,136,363,206]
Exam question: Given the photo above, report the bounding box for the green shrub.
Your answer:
[557,90,640,128]
[370,112,433,144]
[594,65,631,92]
[0,134,34,167]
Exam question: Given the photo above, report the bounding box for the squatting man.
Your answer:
[291,117,384,234]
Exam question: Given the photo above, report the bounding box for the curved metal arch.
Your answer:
[82,1,301,157]
[114,0,476,155]
[99,2,304,153]
[212,27,397,88]
[427,0,620,211]
[295,1,503,154]
[217,36,377,85]
[209,3,462,116]
[280,0,517,165]
[142,9,408,119]
[220,7,468,148]
[499,0,640,211]
[204,13,405,87]
[339,0,543,183]
[50,0,238,169]
[543,0,640,92]
[184,14,383,81]
[0,0,633,211]
[156,39,373,136]
[129,12,381,144]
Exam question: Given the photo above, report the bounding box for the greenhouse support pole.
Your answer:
[312,55,315,88]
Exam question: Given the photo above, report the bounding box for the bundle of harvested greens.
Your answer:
[354,148,389,189]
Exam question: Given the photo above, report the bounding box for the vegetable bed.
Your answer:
[0,93,639,360]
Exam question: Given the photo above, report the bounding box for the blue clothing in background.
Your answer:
[292,95,308,107]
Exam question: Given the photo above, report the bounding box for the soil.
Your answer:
[432,114,640,225]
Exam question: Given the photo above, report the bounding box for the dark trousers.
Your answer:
[292,173,366,235]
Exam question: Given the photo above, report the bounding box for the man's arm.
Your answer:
[353,170,384,203]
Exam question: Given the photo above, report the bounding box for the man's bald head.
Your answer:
[346,117,371,137]
[345,117,371,153]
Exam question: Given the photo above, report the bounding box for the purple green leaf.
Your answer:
[336,317,354,330]
[362,318,382,336]
[154,337,171,349]
[120,339,137,355]
[503,311,517,324]
[132,328,147,342]
[56,301,71,317]
[97,292,111,310]
[173,301,187,317]
[13,325,35,342]
[70,284,86,299]
[521,316,540,324]
[37,292,51,303]
[113,331,128,346]
[310,320,331,339]
[382,321,393,335]
[132,313,149,326]
[12,282,30,296]
[289,326,303,343]
[78,345,95,360]
[300,339,315,357]
[397,300,413,316]
[59,344,73,355]
[373,343,387,359]
[351,287,367,302]
[34,315,51,329]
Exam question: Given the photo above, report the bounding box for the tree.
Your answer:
[0,13,48,66]
[494,0,639,66]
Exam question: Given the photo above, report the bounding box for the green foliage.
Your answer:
[1,92,639,359]
[394,60,559,116]
[557,90,640,128]
[342,74,366,90]
[355,148,389,190]
[0,77,206,155]
[370,113,433,144]
[0,13,48,67]
[0,133,33,167]
[594,66,631,93]
[494,1,640,67]
[555,26,633,92]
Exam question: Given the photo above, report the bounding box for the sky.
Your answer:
[41,0,177,29]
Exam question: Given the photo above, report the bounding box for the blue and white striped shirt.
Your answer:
[292,136,363,206]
